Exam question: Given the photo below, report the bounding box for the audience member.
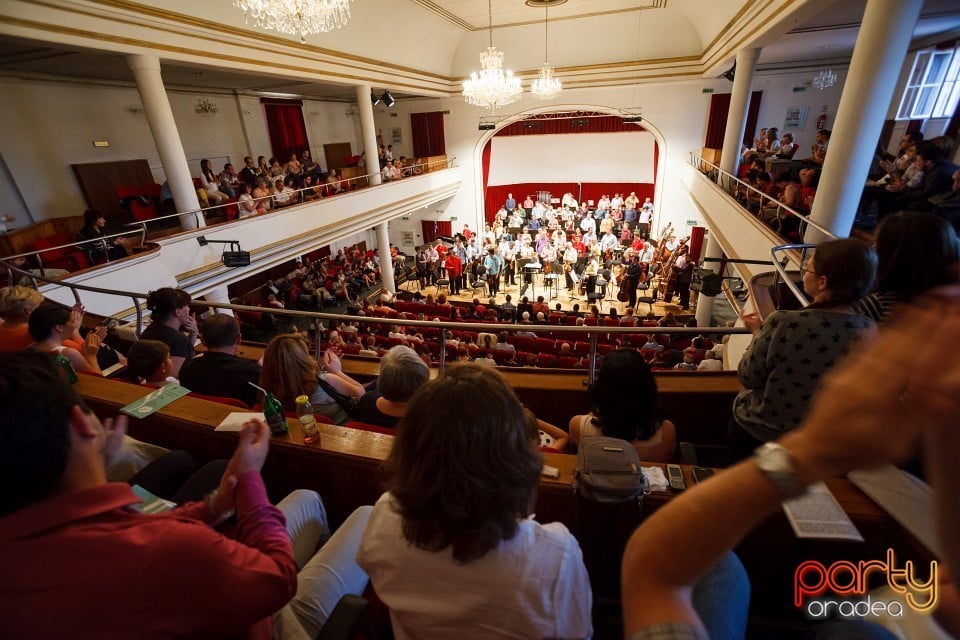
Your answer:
[199,159,230,206]
[570,348,676,461]
[351,345,429,429]
[179,314,262,407]
[0,285,44,352]
[126,339,177,385]
[28,302,103,375]
[357,365,592,639]
[140,287,196,377]
[0,351,371,639]
[728,238,877,461]
[259,334,363,425]
[77,209,129,263]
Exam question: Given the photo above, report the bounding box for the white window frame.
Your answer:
[896,47,960,121]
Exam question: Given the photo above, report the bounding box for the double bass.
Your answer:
[659,239,690,302]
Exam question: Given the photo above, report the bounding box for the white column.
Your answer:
[695,232,723,327]
[377,222,396,295]
[204,286,234,316]
[127,54,204,230]
[719,48,762,176]
[355,84,382,187]
[807,0,923,240]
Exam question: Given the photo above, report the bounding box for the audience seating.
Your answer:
[116,185,158,222]
[34,234,89,271]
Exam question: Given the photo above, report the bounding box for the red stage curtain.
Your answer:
[495,113,646,136]
[421,220,451,245]
[703,91,763,149]
[262,98,309,164]
[411,112,446,157]
[688,226,705,263]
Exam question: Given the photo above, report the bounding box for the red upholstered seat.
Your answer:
[537,353,558,368]
[34,234,89,271]
[534,337,555,354]
[558,356,580,369]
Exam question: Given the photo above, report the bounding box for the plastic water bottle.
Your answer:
[296,395,320,445]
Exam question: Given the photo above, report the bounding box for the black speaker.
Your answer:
[690,267,723,296]
[222,251,251,267]
[723,62,736,82]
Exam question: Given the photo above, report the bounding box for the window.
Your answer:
[896,48,960,120]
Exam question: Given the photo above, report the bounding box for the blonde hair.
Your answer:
[0,286,44,320]
[259,334,319,407]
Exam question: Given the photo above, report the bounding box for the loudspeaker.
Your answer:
[222,251,251,267]
[690,267,722,296]
[723,62,736,82]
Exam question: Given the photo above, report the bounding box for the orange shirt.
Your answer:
[0,323,33,352]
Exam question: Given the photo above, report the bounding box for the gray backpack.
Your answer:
[573,436,648,504]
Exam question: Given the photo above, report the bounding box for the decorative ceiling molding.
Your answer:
[408,0,666,32]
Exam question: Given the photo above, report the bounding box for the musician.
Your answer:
[672,249,695,310]
[599,213,615,236]
[600,230,619,254]
[580,214,596,235]
[501,241,517,286]
[522,195,534,216]
[505,192,516,213]
[483,248,503,297]
[535,229,551,255]
[637,204,653,240]
[444,250,463,295]
[624,192,640,231]
[563,243,580,291]
[665,235,679,253]
[424,243,439,286]
[507,211,524,239]
[582,229,597,248]
[561,192,578,210]
[622,256,644,309]
[638,240,655,265]
[540,243,557,273]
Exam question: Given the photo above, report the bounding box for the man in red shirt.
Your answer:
[0,352,370,639]
[444,250,463,295]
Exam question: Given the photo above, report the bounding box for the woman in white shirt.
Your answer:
[357,365,592,640]
[236,183,260,218]
[199,159,230,206]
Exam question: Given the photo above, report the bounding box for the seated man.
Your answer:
[179,314,262,407]
[0,351,371,639]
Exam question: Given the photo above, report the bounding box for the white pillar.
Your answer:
[204,286,234,316]
[807,0,923,240]
[355,84,382,187]
[377,222,396,295]
[695,232,723,327]
[719,48,762,176]
[127,54,204,230]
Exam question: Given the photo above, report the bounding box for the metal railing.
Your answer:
[0,257,747,384]
[690,154,840,311]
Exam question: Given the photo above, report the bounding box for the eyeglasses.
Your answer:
[799,262,817,276]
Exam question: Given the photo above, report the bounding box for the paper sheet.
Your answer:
[216,412,267,431]
[782,482,863,541]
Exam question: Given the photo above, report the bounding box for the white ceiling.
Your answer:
[0,0,957,101]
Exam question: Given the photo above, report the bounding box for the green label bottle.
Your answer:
[263,392,287,436]
[56,353,78,384]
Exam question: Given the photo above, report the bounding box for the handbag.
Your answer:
[316,374,359,416]
[573,436,648,504]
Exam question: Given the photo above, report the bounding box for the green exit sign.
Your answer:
[702,88,714,94]
[686,220,699,226]
[449,216,458,221]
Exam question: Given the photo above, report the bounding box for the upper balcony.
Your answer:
[7,162,461,318]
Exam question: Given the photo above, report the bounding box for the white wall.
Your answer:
[751,67,848,153]
[0,76,361,222]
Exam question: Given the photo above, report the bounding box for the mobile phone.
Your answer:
[692,467,715,484]
[667,464,686,491]
[98,317,119,330]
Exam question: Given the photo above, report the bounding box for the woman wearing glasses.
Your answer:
[727,238,877,462]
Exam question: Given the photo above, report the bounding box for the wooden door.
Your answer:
[323,143,353,171]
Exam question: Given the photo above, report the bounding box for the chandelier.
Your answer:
[195,97,219,117]
[463,0,523,110]
[234,0,352,44]
[812,69,837,90]
[530,4,562,100]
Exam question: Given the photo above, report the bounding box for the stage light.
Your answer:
[380,91,395,107]
[371,91,381,105]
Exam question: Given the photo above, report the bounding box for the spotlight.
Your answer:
[622,116,642,123]
[371,91,381,105]
[478,123,496,131]
[723,62,736,82]
[380,91,395,108]
[197,236,250,268]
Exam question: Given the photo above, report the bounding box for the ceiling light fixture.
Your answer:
[380,91,395,108]
[372,91,381,105]
[531,4,562,101]
[233,0,352,44]
[812,69,837,90]
[463,0,523,111]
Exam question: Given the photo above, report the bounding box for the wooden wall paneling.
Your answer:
[323,143,353,171]
[71,159,154,223]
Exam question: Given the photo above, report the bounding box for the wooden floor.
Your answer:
[398,273,694,318]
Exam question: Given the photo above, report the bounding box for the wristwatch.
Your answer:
[753,442,808,499]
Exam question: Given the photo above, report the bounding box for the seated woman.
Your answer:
[773,132,798,159]
[0,285,44,352]
[727,238,877,462]
[77,209,129,263]
[357,365,592,639]
[199,159,230,206]
[140,287,196,377]
[259,334,364,425]
[352,345,429,429]
[27,302,103,375]
[251,178,273,212]
[236,183,261,218]
[852,211,959,322]
[569,348,676,462]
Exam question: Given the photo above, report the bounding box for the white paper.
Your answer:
[848,466,938,557]
[215,412,266,431]
[782,483,863,541]
[642,466,669,492]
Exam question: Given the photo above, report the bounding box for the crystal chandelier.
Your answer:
[463,0,523,110]
[812,69,837,90]
[531,4,562,100]
[234,0,352,44]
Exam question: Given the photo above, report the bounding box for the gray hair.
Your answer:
[379,345,430,402]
